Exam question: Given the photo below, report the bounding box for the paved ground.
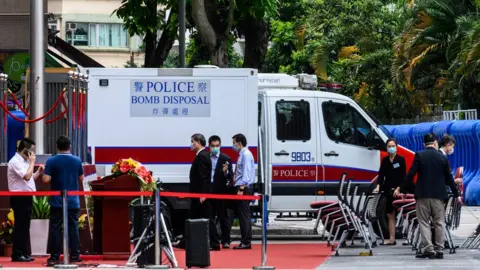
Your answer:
[317,206,480,270]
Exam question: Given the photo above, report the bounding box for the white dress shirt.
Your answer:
[7,153,36,192]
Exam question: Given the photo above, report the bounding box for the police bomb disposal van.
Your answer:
[86,67,414,234]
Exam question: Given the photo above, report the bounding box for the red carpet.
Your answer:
[0,243,332,269]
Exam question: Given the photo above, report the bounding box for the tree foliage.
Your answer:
[114,0,179,67]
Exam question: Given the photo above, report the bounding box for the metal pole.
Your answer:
[85,75,88,161]
[72,72,78,156]
[178,0,186,68]
[54,190,78,269]
[79,75,85,162]
[30,0,45,154]
[253,195,275,270]
[0,73,5,163]
[83,75,89,163]
[145,188,169,269]
[67,71,74,154]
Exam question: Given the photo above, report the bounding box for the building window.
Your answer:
[65,22,128,48]
[322,102,371,147]
[275,100,311,141]
[48,19,58,30]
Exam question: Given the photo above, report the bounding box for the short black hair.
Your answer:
[208,135,221,144]
[232,133,247,147]
[424,133,437,145]
[17,138,35,152]
[440,134,456,147]
[56,136,71,151]
[191,133,206,147]
[386,138,398,148]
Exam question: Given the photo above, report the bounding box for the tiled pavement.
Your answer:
[317,206,480,270]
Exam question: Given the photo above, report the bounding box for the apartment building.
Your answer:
[48,0,143,67]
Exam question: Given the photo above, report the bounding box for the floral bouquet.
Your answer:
[0,209,14,244]
[111,158,157,192]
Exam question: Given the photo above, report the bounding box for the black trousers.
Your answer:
[212,199,232,244]
[188,199,220,247]
[48,207,80,259]
[10,196,32,258]
[233,187,252,245]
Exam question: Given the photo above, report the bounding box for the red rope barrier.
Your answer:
[2,92,6,135]
[46,106,68,124]
[8,90,29,117]
[72,89,76,129]
[78,89,82,129]
[0,191,61,196]
[0,190,261,200]
[83,91,87,130]
[0,90,66,123]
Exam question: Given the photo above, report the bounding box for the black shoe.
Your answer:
[222,243,230,249]
[11,255,31,262]
[415,250,436,259]
[435,252,444,259]
[47,258,60,267]
[233,243,252,250]
[24,255,35,261]
[70,257,83,263]
[173,240,185,249]
[210,245,221,251]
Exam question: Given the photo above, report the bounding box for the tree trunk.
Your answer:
[210,39,229,67]
[144,32,156,67]
[151,10,178,67]
[242,19,269,70]
[191,0,234,68]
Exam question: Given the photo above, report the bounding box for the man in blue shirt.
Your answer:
[231,133,255,250]
[42,136,84,266]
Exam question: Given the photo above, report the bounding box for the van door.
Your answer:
[268,97,320,212]
[319,99,381,199]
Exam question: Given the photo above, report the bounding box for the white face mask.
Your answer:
[448,148,454,155]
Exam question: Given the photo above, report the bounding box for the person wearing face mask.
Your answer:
[231,133,255,249]
[175,133,219,250]
[208,135,234,249]
[374,138,406,245]
[439,134,462,185]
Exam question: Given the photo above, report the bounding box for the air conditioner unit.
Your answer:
[67,23,77,31]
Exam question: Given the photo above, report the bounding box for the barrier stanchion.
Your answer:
[253,194,275,270]
[145,187,169,269]
[55,190,78,269]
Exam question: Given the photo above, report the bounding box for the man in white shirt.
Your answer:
[7,138,44,262]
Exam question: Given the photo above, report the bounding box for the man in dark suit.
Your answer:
[208,135,234,249]
[179,133,220,250]
[394,133,461,259]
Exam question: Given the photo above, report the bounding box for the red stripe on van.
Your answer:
[271,165,377,182]
[94,147,258,164]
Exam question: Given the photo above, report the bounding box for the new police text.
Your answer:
[131,81,209,105]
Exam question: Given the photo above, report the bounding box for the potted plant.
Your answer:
[0,209,14,257]
[30,196,50,256]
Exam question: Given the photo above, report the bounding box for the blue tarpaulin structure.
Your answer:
[385,121,480,205]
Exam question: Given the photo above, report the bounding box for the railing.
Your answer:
[443,109,478,121]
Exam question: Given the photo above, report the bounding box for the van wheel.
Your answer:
[373,196,389,239]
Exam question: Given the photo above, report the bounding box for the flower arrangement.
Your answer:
[0,209,14,244]
[78,214,93,230]
[111,158,157,192]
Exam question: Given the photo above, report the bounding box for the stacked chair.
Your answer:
[392,190,461,255]
[311,172,463,257]
[310,173,383,256]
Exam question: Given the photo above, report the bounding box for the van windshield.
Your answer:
[358,104,393,139]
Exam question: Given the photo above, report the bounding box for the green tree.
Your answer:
[114,0,179,67]
[392,0,480,113]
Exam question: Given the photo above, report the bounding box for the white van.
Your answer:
[87,67,414,233]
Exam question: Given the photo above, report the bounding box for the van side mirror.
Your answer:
[366,129,384,150]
